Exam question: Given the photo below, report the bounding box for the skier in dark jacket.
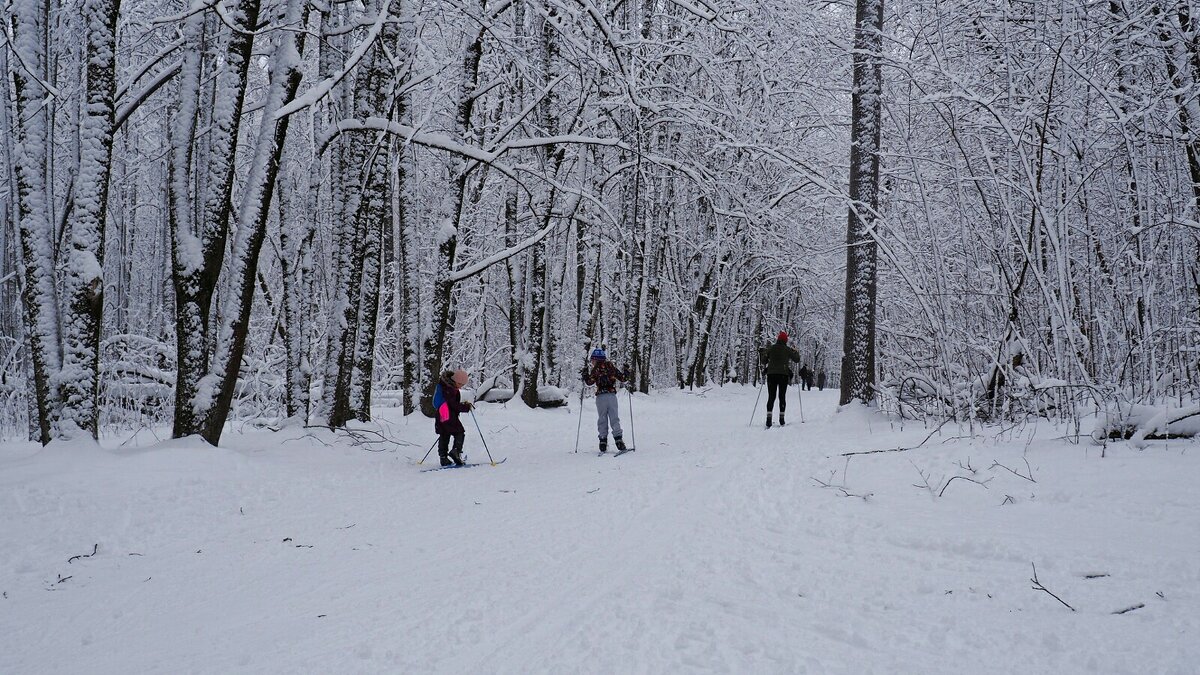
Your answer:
[759,331,801,428]
[817,370,827,391]
[799,364,814,391]
[434,369,473,466]
[581,348,631,453]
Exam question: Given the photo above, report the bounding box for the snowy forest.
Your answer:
[1,0,1198,444]
[5,0,1200,670]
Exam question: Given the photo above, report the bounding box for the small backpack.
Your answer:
[433,382,450,422]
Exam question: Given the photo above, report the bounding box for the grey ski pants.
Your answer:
[596,392,623,440]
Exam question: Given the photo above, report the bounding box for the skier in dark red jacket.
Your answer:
[434,369,473,466]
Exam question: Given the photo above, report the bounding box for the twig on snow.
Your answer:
[938,474,992,497]
[909,461,941,496]
[1030,563,1075,612]
[67,543,99,564]
[990,458,1036,483]
[812,473,872,500]
[1112,603,1144,615]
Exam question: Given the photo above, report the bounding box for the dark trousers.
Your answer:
[766,374,789,413]
[438,432,465,462]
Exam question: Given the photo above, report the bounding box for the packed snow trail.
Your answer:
[1,387,1197,673]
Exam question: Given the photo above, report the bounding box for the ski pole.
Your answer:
[749,380,765,427]
[575,354,590,453]
[574,385,585,453]
[417,437,438,465]
[626,386,636,450]
[797,388,806,423]
[469,407,496,466]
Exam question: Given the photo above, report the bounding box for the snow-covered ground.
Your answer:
[2,386,1197,673]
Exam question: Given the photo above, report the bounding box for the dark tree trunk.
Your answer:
[169,0,263,439]
[58,0,122,438]
[201,0,309,444]
[840,0,884,407]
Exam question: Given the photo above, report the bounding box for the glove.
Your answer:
[580,366,589,381]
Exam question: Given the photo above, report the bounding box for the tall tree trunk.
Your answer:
[168,0,262,439]
[520,2,564,407]
[327,0,396,426]
[505,186,524,392]
[840,0,884,406]
[10,0,61,444]
[420,0,490,415]
[58,0,122,438]
[279,182,311,421]
[397,128,419,417]
[200,0,309,444]
[393,2,419,416]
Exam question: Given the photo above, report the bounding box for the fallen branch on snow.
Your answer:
[303,424,420,450]
[1092,402,1200,446]
[842,419,950,457]
[1030,563,1075,612]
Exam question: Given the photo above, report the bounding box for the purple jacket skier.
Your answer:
[434,369,473,466]
[581,348,631,453]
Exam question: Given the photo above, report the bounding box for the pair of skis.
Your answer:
[420,457,508,473]
[600,447,635,458]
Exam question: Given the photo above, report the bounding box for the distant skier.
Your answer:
[759,331,801,428]
[581,348,631,453]
[799,364,814,391]
[434,369,473,466]
[817,370,827,391]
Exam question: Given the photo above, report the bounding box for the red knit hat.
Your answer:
[778,331,789,342]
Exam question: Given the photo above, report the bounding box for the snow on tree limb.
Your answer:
[273,0,392,120]
[451,218,559,282]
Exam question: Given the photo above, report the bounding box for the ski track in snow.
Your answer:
[1,387,1198,673]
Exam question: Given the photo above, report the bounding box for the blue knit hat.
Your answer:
[590,348,607,361]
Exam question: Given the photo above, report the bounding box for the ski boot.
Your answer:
[615,437,627,453]
[449,449,465,466]
[439,454,453,467]
[599,438,608,454]
[765,413,773,429]
[779,413,786,427]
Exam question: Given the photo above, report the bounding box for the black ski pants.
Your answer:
[438,432,465,461]
[766,374,789,413]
